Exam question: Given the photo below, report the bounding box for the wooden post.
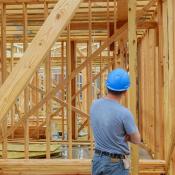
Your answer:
[71,41,77,140]
[99,41,105,97]
[44,1,51,159]
[61,41,65,140]
[87,0,93,157]
[165,0,175,172]
[23,2,30,159]
[119,39,125,68]
[171,0,175,169]
[1,3,7,159]
[34,72,40,139]
[67,25,72,159]
[10,43,15,139]
[113,0,117,69]
[148,30,156,156]
[119,39,128,106]
[0,45,1,86]
[45,52,51,159]
[107,0,111,72]
[170,0,175,170]
[139,37,145,142]
[2,118,7,159]
[10,43,14,72]
[1,3,7,82]
[137,40,142,137]
[162,0,170,166]
[162,0,169,162]
[82,50,87,117]
[128,0,139,174]
[154,0,164,159]
[144,34,149,148]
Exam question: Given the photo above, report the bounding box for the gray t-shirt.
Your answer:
[90,98,138,155]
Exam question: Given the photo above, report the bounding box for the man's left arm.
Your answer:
[123,111,141,145]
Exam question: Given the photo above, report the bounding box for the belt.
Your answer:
[95,149,126,159]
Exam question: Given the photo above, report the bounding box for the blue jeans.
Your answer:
[92,153,129,175]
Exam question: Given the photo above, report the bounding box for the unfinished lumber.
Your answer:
[44,1,52,159]
[1,3,8,159]
[139,35,146,146]
[0,0,156,143]
[113,0,117,69]
[0,159,166,174]
[154,0,164,159]
[71,41,77,140]
[128,0,139,174]
[0,0,82,123]
[82,54,88,123]
[165,0,175,172]
[61,41,65,140]
[170,1,175,171]
[1,3,7,83]
[23,2,30,159]
[67,25,72,159]
[9,44,15,140]
[99,41,104,97]
[2,119,7,159]
[87,0,93,157]
[107,0,111,71]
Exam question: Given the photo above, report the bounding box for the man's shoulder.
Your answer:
[115,104,132,117]
[119,106,133,120]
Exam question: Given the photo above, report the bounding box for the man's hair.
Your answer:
[107,88,126,96]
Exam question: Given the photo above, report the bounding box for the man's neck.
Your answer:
[105,93,122,103]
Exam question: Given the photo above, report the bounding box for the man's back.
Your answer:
[90,98,138,155]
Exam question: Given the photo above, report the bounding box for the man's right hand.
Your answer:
[125,134,131,142]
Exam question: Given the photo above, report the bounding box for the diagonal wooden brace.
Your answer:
[0,0,82,122]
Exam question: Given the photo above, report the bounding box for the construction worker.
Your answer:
[90,68,141,175]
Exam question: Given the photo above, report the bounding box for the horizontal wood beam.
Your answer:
[0,159,166,174]
[0,21,157,32]
[0,0,114,3]
[0,0,82,123]
[70,21,157,30]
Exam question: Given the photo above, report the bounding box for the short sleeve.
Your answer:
[123,110,138,135]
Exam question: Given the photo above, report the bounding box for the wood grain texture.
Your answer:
[128,0,139,174]
[0,159,166,174]
[0,0,82,123]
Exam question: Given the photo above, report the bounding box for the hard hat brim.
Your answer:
[106,85,129,92]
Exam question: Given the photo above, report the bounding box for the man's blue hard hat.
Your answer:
[106,68,130,91]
